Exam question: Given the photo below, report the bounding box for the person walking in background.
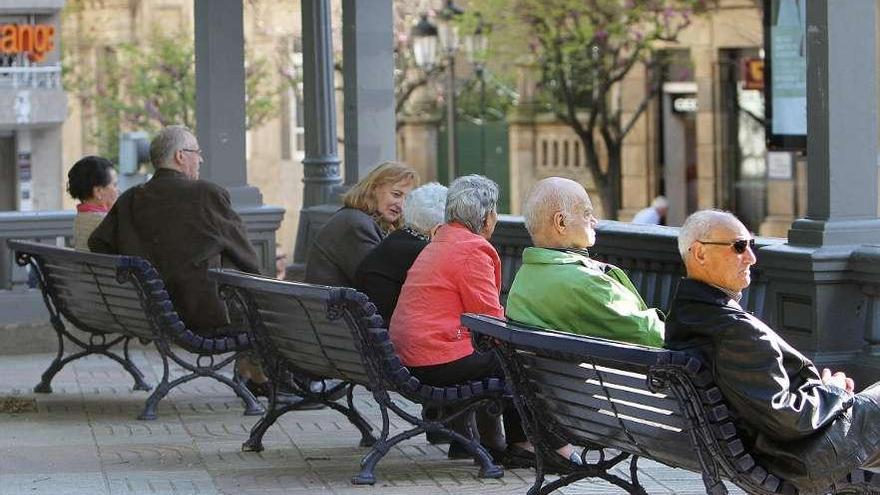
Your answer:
[67,155,118,251]
[305,161,418,288]
[631,196,668,225]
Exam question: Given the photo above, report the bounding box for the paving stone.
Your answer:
[0,351,745,494]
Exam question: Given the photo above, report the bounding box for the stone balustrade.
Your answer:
[0,206,284,291]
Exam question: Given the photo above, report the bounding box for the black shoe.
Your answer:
[503,445,537,469]
[447,442,472,460]
[244,379,271,398]
[426,430,448,445]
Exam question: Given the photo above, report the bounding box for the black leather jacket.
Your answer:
[666,279,880,492]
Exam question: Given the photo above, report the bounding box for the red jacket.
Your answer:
[389,222,504,367]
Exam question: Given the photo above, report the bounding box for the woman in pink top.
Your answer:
[390,175,537,466]
[67,156,119,251]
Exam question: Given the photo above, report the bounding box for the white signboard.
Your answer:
[767,151,793,180]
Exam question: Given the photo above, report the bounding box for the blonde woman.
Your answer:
[305,161,419,287]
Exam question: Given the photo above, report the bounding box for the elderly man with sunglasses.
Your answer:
[666,210,880,492]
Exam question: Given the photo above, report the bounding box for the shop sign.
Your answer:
[743,58,764,90]
[0,23,56,62]
[672,96,698,113]
[767,151,793,180]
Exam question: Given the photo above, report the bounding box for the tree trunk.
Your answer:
[605,144,622,220]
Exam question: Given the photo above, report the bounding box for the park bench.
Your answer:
[462,313,880,495]
[210,268,510,485]
[9,240,264,420]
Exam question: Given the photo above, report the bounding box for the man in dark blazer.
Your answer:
[666,210,880,492]
[89,125,261,335]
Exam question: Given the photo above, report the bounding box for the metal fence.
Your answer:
[0,65,63,90]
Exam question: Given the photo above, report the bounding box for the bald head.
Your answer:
[523,177,597,248]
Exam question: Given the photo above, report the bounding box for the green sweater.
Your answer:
[506,247,664,347]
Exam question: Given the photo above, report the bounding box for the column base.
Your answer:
[788,218,880,247]
[759,215,795,238]
[227,185,263,207]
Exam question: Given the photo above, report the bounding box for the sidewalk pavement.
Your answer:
[0,350,741,495]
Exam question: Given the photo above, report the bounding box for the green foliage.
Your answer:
[479,0,714,217]
[456,72,518,122]
[64,29,279,161]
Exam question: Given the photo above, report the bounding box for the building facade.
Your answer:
[0,0,66,213]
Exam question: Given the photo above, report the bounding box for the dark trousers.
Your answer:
[411,351,527,445]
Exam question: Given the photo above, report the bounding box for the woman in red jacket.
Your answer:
[391,175,576,467]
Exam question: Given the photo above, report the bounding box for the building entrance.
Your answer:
[0,136,15,211]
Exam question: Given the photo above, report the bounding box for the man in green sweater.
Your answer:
[506,177,664,347]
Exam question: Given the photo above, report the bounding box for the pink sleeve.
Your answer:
[459,247,504,318]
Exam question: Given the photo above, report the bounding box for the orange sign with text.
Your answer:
[0,24,56,62]
[743,58,764,90]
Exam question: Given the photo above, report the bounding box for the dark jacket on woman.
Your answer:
[305,207,384,288]
[88,168,261,335]
[355,227,429,324]
[666,278,880,492]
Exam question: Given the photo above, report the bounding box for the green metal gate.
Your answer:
[438,120,510,213]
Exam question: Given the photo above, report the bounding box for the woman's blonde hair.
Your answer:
[342,161,419,231]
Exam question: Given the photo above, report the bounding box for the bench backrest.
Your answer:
[463,314,794,495]
[9,240,250,354]
[11,240,167,341]
[491,220,774,318]
[211,269,375,385]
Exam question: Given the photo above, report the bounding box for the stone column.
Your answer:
[759,0,880,384]
[399,114,440,184]
[341,0,395,184]
[194,0,261,207]
[300,0,342,208]
[194,0,282,275]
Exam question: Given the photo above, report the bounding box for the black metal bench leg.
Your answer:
[353,400,393,485]
[121,337,152,391]
[139,347,173,420]
[33,317,67,393]
[344,384,375,447]
[242,400,286,452]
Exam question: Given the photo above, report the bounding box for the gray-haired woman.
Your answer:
[355,182,448,323]
[387,175,535,466]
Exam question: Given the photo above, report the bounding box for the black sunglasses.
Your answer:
[696,238,755,254]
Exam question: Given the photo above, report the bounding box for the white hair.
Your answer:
[445,175,499,234]
[404,182,448,234]
[150,125,193,168]
[652,196,669,209]
[522,177,587,239]
[678,209,742,261]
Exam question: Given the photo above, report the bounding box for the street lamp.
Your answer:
[410,2,463,182]
[437,1,464,181]
[410,14,438,72]
[463,14,489,174]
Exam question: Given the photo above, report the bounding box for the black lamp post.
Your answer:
[411,1,463,182]
[464,13,489,175]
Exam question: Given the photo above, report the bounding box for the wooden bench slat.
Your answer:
[536,382,686,429]
[49,281,149,307]
[521,352,657,390]
[42,261,119,278]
